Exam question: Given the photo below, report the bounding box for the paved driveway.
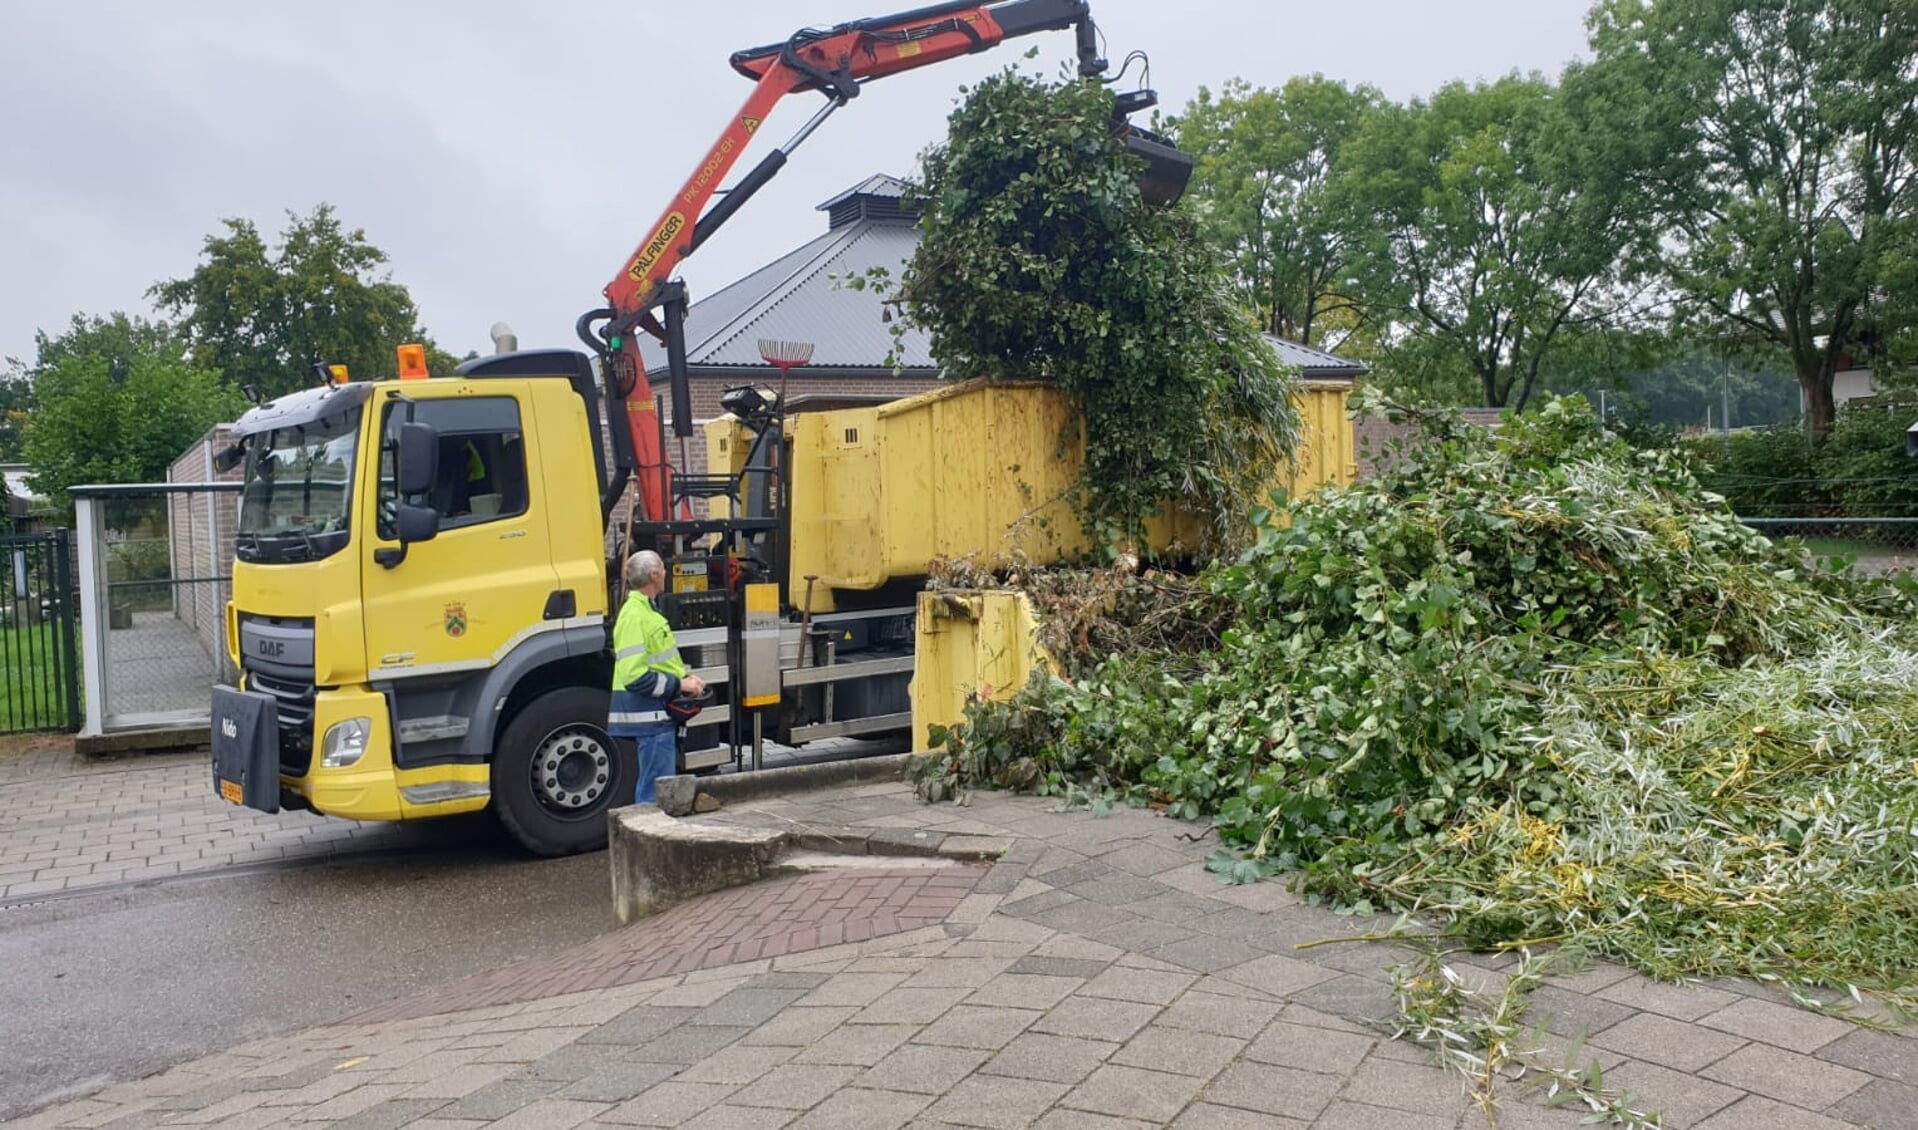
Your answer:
[0,743,615,1119]
[9,758,1914,1129]
[0,745,425,905]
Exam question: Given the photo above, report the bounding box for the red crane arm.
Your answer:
[596,0,1103,524]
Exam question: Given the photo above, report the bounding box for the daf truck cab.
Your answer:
[213,353,629,856]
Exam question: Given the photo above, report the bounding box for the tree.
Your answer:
[1169,77,1383,352]
[0,373,29,461]
[1586,0,1918,442]
[889,70,1297,548]
[151,205,450,398]
[16,314,244,506]
[1343,76,1649,410]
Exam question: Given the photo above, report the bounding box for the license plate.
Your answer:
[219,778,244,805]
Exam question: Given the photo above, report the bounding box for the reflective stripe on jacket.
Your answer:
[608,591,689,735]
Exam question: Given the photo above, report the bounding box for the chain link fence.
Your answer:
[1740,515,1918,574]
[73,483,240,733]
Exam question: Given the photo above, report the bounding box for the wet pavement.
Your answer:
[3,745,1915,1128]
[0,747,612,1119]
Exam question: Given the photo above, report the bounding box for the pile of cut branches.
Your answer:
[915,390,1918,1029]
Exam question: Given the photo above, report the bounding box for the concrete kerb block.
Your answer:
[609,805,791,925]
[691,752,913,806]
[791,825,875,854]
[938,835,1015,861]
[75,726,209,758]
[608,757,1019,926]
[655,775,698,817]
[868,827,949,857]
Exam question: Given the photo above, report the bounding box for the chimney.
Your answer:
[490,322,519,355]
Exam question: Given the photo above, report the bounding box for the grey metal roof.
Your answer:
[653,176,1367,380]
[1260,334,1369,380]
[666,213,936,373]
[816,174,910,209]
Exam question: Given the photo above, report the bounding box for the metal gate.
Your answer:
[0,529,82,733]
[71,483,240,735]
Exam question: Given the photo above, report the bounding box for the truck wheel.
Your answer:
[491,686,629,857]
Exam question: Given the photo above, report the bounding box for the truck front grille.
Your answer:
[245,669,316,775]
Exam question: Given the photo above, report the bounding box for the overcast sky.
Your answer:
[1,1,1593,372]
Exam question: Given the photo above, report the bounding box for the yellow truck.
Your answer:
[208,359,1353,855]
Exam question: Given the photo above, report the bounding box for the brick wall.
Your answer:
[167,427,241,682]
[1354,407,1505,479]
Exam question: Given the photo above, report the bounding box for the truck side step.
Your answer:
[788,711,913,742]
[781,655,915,688]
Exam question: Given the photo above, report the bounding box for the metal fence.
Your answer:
[0,529,81,733]
[1740,516,1918,572]
[73,483,240,734]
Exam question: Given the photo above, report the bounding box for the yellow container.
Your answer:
[897,378,1359,749]
[910,589,1054,751]
[777,378,1355,594]
[1290,379,1363,504]
[704,378,1358,748]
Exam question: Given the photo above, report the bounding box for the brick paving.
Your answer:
[0,745,425,904]
[5,753,1916,1128]
[350,867,987,1025]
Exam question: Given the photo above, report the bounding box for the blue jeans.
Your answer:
[633,724,677,805]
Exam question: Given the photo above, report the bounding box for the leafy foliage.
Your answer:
[1685,425,1829,517]
[890,69,1298,550]
[1585,0,1918,442]
[1392,948,1659,1126]
[0,371,30,462]
[13,314,244,507]
[918,388,1918,1015]
[1815,400,1918,518]
[1687,399,1918,521]
[151,204,455,398]
[1342,76,1651,411]
[1169,77,1381,353]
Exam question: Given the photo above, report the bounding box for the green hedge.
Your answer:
[1686,400,1918,519]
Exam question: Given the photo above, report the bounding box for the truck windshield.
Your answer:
[235,407,361,563]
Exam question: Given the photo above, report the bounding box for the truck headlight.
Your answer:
[322,718,371,768]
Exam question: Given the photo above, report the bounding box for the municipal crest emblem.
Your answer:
[443,602,467,638]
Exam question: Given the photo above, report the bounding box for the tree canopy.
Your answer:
[1169,76,1381,353]
[12,314,244,506]
[0,372,29,462]
[1167,4,1918,431]
[1586,0,1918,439]
[1343,75,1652,410]
[150,205,450,399]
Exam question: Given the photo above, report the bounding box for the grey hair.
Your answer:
[624,549,665,590]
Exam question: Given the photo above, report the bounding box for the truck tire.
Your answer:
[491,686,630,857]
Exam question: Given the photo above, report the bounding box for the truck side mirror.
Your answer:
[1906,420,1918,459]
[394,503,439,543]
[375,500,440,569]
[397,421,439,496]
[213,440,247,474]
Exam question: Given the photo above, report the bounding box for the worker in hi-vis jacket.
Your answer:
[609,550,705,804]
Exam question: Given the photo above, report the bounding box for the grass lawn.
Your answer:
[0,622,76,732]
